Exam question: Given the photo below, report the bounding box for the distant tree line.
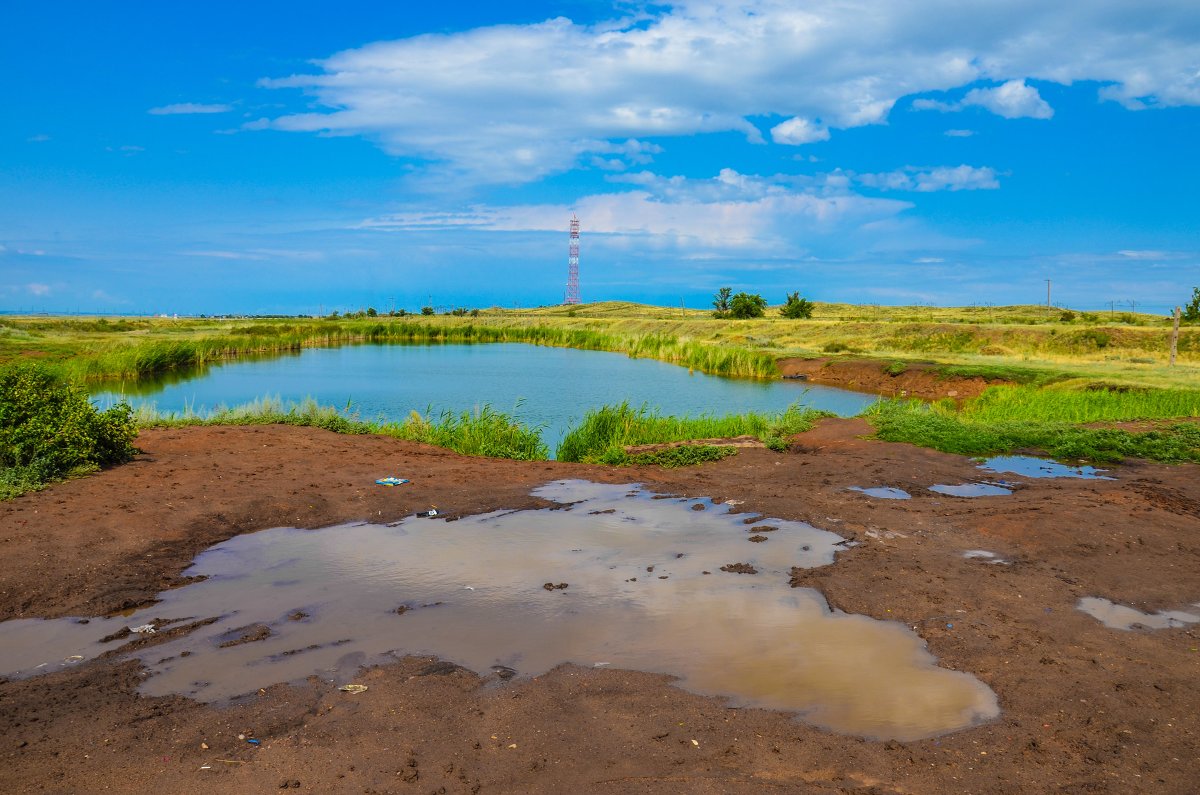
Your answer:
[712,288,815,319]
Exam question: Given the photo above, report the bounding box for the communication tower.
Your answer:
[564,215,581,305]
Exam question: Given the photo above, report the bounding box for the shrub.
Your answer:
[1059,310,1076,322]
[1185,287,1200,323]
[0,363,138,493]
[780,292,815,319]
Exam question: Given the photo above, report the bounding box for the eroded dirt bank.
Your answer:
[777,357,1008,400]
[2,423,1198,793]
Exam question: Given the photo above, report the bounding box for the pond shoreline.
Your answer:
[2,422,1198,792]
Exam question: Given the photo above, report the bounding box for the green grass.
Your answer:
[137,397,549,461]
[864,399,1200,463]
[961,384,1200,423]
[555,401,829,463]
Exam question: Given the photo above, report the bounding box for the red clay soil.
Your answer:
[777,357,1007,400]
[2,421,1199,793]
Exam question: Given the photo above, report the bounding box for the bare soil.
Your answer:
[2,422,1198,793]
[777,357,1007,400]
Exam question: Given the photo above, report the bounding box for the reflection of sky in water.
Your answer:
[91,343,878,449]
[0,480,997,741]
[980,455,1113,480]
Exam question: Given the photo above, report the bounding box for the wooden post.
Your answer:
[1169,306,1181,366]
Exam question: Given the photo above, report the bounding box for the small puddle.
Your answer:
[979,456,1113,480]
[1077,597,1200,631]
[963,550,1010,565]
[929,483,1013,498]
[0,480,998,741]
[848,486,912,500]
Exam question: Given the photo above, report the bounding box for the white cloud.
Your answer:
[858,165,1000,192]
[962,80,1053,119]
[27,283,51,296]
[26,134,51,143]
[358,170,912,249]
[944,129,975,137]
[149,103,233,115]
[258,1,1200,183]
[770,117,829,145]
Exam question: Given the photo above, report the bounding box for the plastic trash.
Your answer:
[338,683,368,693]
[375,477,410,487]
[417,508,439,517]
[129,624,156,634]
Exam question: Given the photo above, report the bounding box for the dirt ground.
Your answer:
[776,358,1006,400]
[1,421,1198,793]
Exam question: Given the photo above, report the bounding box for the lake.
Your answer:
[94,343,878,448]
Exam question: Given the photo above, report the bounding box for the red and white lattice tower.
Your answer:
[564,214,581,305]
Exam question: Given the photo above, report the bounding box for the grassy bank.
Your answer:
[135,397,550,461]
[866,399,1200,463]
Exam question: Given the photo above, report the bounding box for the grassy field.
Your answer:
[1,303,1197,494]
[2,301,1195,389]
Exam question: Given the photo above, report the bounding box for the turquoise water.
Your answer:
[93,343,878,447]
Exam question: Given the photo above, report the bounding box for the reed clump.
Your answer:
[556,401,828,463]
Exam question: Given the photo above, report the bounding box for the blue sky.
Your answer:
[3,0,1199,315]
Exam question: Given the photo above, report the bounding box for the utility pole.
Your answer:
[1045,279,1052,314]
[1169,306,1181,367]
[1108,300,1115,319]
[680,298,685,318]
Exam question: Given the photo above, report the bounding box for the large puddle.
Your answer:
[0,481,998,741]
[1077,597,1200,630]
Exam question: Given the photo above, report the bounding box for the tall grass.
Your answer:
[556,401,829,463]
[864,399,1200,463]
[961,384,1200,423]
[137,397,549,461]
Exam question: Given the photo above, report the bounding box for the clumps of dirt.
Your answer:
[777,357,1007,400]
[720,563,758,574]
[218,624,272,648]
[588,508,616,515]
[395,605,410,615]
[542,582,569,591]
[99,627,132,643]
[748,525,777,533]
[748,535,768,543]
[417,661,464,677]
[691,504,706,512]
[287,611,308,621]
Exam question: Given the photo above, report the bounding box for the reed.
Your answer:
[961,384,1200,423]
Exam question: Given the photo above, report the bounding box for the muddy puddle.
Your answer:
[848,486,911,500]
[929,483,1013,498]
[1077,597,1200,630]
[0,480,998,741]
[979,456,1112,480]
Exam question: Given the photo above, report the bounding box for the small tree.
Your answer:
[780,292,815,319]
[421,306,434,316]
[366,306,378,317]
[712,287,733,318]
[1184,287,1200,323]
[729,292,767,319]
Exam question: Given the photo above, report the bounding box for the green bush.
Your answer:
[780,292,815,319]
[729,292,767,319]
[0,363,137,494]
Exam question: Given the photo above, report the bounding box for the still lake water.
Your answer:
[94,343,878,448]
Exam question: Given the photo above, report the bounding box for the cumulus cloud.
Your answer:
[148,103,233,115]
[857,165,1000,192]
[27,283,51,296]
[257,1,1200,183]
[770,117,830,145]
[944,129,975,137]
[962,80,1053,119]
